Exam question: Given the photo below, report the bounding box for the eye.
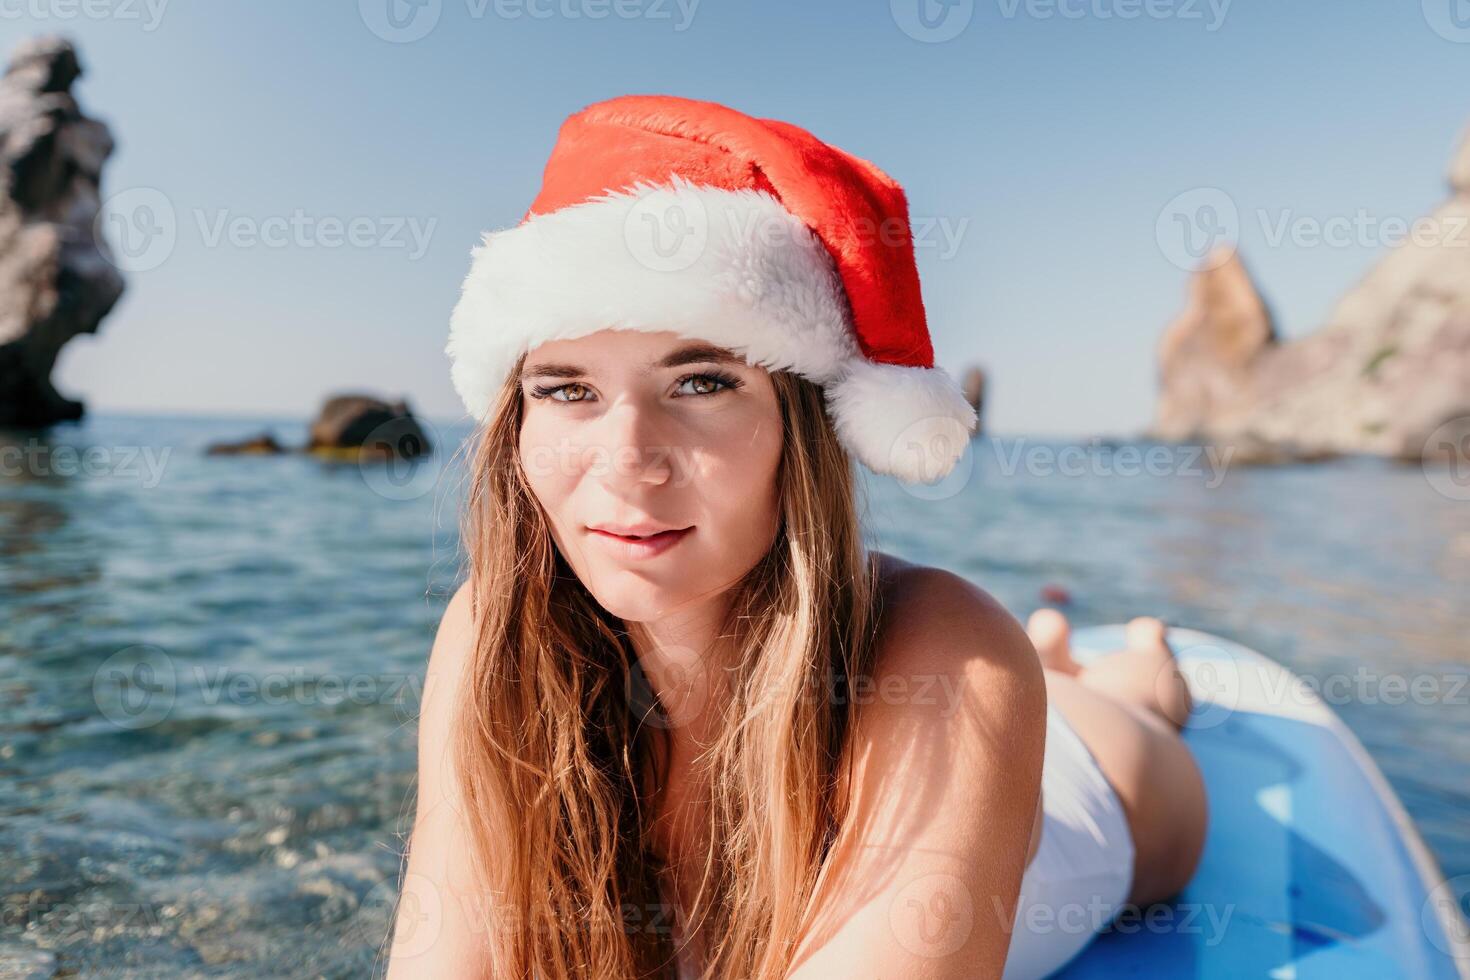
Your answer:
[529,381,596,403]
[674,371,743,397]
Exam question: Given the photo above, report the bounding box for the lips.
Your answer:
[586,524,694,559]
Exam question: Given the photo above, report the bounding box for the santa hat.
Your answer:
[446,95,977,484]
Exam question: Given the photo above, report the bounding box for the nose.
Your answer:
[585,394,677,489]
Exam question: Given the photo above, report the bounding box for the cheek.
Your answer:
[690,417,783,543]
[518,414,578,526]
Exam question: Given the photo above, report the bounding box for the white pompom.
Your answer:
[824,359,979,484]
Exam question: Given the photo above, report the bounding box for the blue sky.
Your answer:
[10,0,1468,435]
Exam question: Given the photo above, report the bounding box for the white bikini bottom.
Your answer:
[1001,704,1136,979]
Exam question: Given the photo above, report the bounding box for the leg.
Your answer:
[1026,608,1080,677]
[1027,612,1208,907]
[1027,611,1193,732]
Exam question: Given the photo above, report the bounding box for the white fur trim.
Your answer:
[447,177,857,418]
[824,359,978,483]
[446,177,977,483]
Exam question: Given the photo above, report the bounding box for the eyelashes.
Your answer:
[676,370,746,396]
[527,381,587,402]
[528,371,744,403]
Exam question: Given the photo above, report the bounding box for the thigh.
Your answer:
[1041,669,1208,906]
[1071,645,1191,733]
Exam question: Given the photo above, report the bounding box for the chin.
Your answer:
[573,549,730,622]
[558,529,774,624]
[584,574,689,623]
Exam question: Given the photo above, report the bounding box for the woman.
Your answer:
[387,95,1207,979]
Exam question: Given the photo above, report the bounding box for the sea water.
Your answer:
[1,414,1465,976]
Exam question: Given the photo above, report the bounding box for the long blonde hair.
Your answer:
[452,352,885,978]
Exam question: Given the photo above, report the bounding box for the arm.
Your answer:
[787,567,1048,980]
[385,581,495,979]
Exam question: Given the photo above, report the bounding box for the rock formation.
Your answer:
[0,35,125,427]
[204,432,286,456]
[961,364,987,436]
[204,393,429,461]
[1154,250,1277,443]
[1153,124,1470,461]
[206,395,432,460]
[306,394,431,459]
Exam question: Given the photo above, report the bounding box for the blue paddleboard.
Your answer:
[1050,626,1470,979]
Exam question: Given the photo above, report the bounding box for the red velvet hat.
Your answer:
[447,94,976,483]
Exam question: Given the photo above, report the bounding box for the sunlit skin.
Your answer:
[390,327,1206,979]
[517,328,784,742]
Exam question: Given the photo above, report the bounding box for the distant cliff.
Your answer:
[1154,124,1470,461]
[0,36,124,427]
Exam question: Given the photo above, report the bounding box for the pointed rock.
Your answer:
[0,35,125,427]
[1154,248,1276,442]
[1151,118,1470,461]
[1451,124,1470,196]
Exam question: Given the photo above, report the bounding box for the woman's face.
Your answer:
[517,328,784,624]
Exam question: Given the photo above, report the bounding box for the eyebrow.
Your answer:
[519,343,746,381]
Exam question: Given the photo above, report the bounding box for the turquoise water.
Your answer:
[2,414,1466,977]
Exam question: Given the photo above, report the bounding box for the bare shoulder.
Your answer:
[415,580,477,807]
[439,578,476,642]
[384,579,491,978]
[427,580,476,685]
[858,551,1048,806]
[870,550,1043,688]
[787,553,1046,977]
